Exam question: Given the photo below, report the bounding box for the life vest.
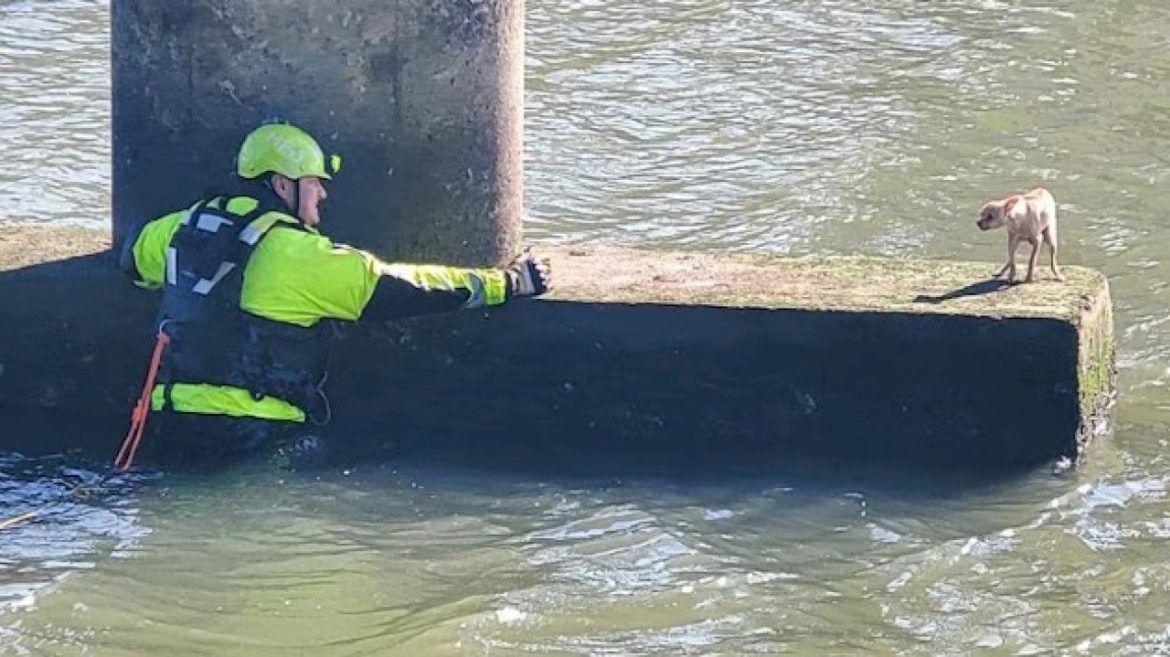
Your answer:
[156,196,331,422]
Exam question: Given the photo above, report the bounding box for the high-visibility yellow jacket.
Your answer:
[121,194,510,424]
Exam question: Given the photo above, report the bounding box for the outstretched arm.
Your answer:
[124,214,553,328]
[360,250,551,321]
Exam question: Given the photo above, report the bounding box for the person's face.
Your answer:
[272,175,328,228]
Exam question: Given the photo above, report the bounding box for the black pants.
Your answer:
[143,412,301,467]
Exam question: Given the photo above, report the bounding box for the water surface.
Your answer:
[4,0,1170,654]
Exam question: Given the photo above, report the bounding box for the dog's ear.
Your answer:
[1002,195,1019,215]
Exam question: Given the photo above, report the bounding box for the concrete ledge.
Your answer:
[0,226,1114,469]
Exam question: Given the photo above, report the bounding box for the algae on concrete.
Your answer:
[547,246,1108,321]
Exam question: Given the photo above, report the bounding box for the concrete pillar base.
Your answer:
[112,0,523,266]
[0,228,1114,470]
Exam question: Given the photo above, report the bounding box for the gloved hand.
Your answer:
[505,248,552,298]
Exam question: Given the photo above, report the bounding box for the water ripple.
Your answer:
[0,0,109,228]
[5,0,1170,654]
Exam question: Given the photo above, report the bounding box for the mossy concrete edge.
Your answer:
[1076,278,1117,460]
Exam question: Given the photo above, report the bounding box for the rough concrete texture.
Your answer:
[112,0,522,266]
[0,227,1114,469]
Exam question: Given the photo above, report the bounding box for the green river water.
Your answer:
[3,0,1170,654]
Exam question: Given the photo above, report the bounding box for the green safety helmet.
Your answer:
[236,123,343,181]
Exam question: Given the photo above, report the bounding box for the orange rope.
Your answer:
[0,510,41,531]
[5,329,170,529]
[114,330,171,472]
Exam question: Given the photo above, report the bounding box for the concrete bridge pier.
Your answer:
[0,1,1118,472]
[111,0,524,266]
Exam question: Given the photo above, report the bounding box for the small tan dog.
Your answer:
[977,187,1063,283]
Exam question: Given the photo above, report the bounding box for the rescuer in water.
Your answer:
[117,122,550,467]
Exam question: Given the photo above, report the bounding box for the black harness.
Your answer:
[156,196,330,420]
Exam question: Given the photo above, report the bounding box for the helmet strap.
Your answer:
[264,174,303,224]
[291,178,302,222]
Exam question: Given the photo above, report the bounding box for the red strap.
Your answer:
[114,331,171,472]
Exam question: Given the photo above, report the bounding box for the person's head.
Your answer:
[235,123,342,228]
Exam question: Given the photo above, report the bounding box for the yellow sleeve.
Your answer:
[127,211,184,289]
[230,226,510,327]
[376,262,508,308]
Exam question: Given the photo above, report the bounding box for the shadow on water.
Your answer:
[360,428,1053,496]
[0,451,155,612]
[3,428,1048,505]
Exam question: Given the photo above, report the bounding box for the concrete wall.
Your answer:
[0,229,1115,471]
[111,0,523,266]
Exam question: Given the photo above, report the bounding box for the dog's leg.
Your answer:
[1044,226,1064,281]
[999,234,1020,282]
[1025,238,1040,283]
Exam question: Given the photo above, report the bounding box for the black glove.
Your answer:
[505,248,551,298]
